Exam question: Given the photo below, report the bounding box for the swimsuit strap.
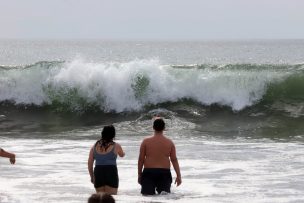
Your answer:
[94,141,115,155]
[110,142,116,153]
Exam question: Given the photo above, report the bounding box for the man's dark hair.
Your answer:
[153,118,165,132]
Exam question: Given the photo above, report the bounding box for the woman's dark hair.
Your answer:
[97,125,116,151]
[102,125,116,141]
[153,118,165,131]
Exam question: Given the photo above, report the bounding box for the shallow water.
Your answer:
[1,40,304,203]
[1,123,304,203]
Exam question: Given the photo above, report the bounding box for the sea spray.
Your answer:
[0,59,303,113]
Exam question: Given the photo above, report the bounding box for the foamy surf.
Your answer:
[1,59,303,113]
[1,134,304,203]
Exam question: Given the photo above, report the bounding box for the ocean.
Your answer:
[0,39,304,203]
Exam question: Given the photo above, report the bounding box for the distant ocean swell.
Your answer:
[0,60,303,115]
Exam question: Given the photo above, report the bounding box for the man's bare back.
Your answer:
[140,133,175,169]
[138,118,181,195]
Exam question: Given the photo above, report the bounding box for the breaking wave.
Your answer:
[0,60,303,115]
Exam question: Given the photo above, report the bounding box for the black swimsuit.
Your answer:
[141,168,172,195]
[93,144,119,188]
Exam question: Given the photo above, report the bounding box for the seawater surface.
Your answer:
[1,40,304,203]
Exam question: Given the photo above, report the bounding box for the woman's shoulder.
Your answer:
[114,142,122,148]
[92,141,100,148]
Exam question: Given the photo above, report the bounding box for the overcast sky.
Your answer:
[0,0,303,40]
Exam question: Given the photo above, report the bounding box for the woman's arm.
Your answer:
[88,147,94,184]
[116,143,125,157]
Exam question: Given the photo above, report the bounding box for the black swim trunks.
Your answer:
[94,165,119,188]
[140,168,172,195]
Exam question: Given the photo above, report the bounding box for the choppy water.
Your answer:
[1,124,304,203]
[1,40,304,203]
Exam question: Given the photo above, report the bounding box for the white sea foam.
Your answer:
[1,133,304,203]
[0,59,291,111]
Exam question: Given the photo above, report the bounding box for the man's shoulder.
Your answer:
[142,135,154,142]
[167,139,175,147]
[163,135,174,142]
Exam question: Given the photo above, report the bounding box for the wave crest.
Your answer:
[0,60,303,113]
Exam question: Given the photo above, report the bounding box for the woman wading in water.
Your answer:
[88,125,125,195]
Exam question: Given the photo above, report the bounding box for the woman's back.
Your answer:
[94,143,117,166]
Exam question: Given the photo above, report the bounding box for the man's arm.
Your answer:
[170,144,182,186]
[137,140,146,184]
[0,148,16,164]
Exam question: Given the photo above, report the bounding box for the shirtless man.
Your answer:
[138,118,182,195]
[0,148,16,164]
